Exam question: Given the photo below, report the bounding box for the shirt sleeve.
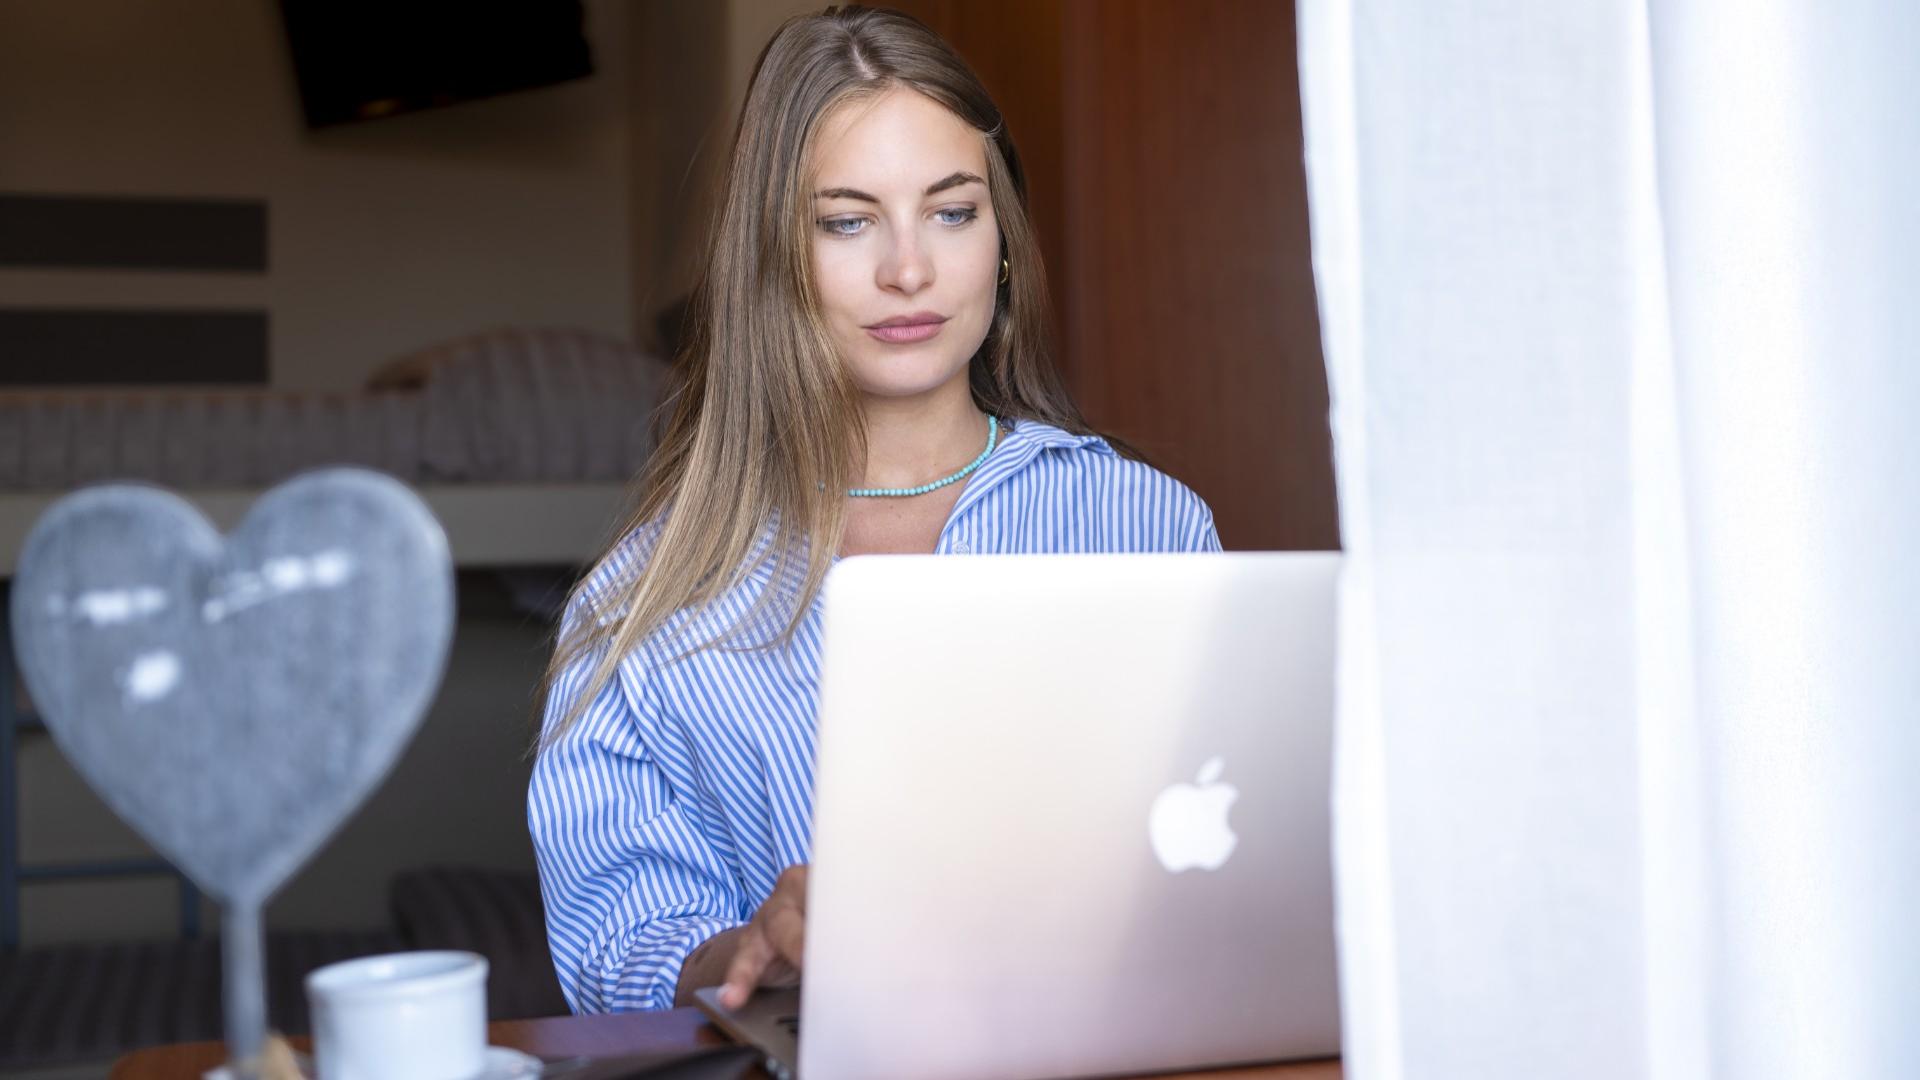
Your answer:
[527,610,745,1013]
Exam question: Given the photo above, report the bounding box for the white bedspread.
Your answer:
[0,328,667,491]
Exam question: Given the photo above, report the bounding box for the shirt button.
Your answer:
[951,540,972,554]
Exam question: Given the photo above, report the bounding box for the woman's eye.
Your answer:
[818,216,868,237]
[936,207,978,227]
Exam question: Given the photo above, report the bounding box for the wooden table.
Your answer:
[110,1008,1342,1079]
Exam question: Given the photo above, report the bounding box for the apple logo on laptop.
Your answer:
[1149,756,1239,872]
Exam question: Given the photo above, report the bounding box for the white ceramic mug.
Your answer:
[306,950,489,1080]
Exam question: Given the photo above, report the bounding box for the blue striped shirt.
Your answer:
[527,419,1221,1013]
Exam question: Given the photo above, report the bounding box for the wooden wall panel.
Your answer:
[1062,0,1338,551]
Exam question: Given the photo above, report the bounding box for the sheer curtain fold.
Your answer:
[1298,2,1920,1078]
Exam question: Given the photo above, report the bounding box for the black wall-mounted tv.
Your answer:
[279,1,593,129]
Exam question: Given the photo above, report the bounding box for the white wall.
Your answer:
[0,0,632,390]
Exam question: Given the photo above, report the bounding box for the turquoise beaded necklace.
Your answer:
[848,415,998,498]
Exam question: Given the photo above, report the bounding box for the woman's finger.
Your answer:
[720,925,773,1009]
[765,900,806,969]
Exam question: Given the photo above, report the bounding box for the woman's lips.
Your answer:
[864,313,944,342]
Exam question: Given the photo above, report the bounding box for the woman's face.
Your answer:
[808,86,1001,402]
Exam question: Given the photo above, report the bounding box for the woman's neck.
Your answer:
[858,382,991,491]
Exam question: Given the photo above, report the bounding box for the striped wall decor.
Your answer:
[0,308,268,386]
[0,193,267,273]
[0,193,270,385]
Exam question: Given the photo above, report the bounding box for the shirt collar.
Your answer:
[943,416,1114,522]
[734,417,1113,586]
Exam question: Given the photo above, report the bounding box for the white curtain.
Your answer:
[1296,2,1919,1078]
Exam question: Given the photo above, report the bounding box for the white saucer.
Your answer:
[203,1045,544,1080]
[473,1046,545,1078]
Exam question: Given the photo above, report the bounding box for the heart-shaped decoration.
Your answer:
[8,469,454,907]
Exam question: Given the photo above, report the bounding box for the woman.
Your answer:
[528,5,1220,1016]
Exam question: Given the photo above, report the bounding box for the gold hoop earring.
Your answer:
[999,258,1010,285]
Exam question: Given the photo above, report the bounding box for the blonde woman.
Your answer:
[529,5,1220,1015]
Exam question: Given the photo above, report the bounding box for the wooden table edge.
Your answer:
[109,1009,1341,1079]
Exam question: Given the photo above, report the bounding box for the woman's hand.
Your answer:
[719,864,808,1009]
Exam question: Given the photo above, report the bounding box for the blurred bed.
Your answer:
[0,326,668,572]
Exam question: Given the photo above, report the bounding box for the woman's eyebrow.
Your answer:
[923,170,985,195]
[814,171,986,202]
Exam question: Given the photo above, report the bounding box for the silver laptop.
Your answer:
[695,553,1341,1080]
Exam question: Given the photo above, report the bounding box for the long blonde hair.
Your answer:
[537,5,1108,749]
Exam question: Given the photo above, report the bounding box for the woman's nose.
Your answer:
[877,230,933,294]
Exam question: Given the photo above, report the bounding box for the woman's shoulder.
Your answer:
[1006,418,1201,496]
[999,418,1218,549]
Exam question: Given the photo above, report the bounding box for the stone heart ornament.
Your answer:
[8,469,454,1068]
